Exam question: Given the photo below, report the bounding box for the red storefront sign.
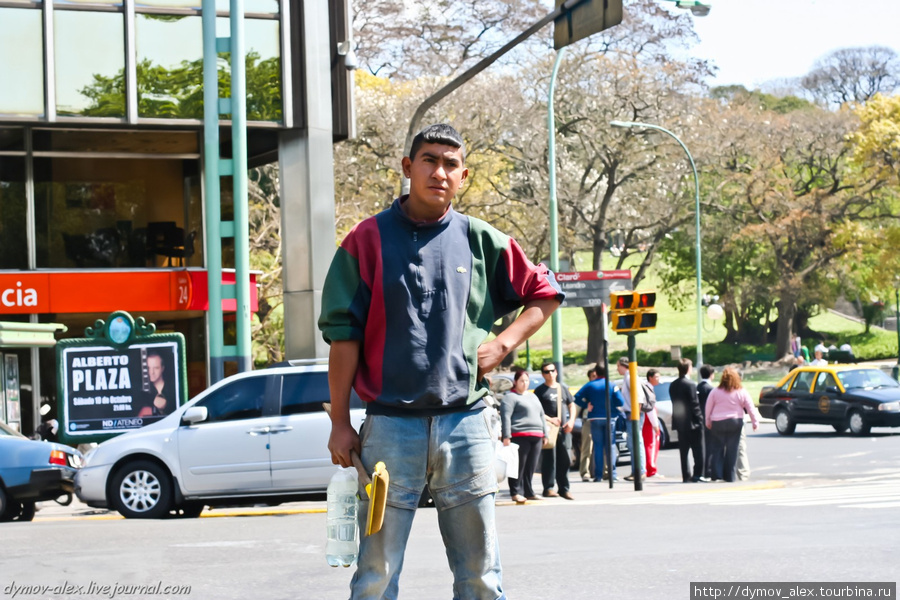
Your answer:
[0,271,258,315]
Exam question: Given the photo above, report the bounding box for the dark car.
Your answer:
[758,365,900,436]
[0,421,83,521]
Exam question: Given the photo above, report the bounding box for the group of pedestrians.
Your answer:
[499,356,763,503]
[669,359,760,483]
[499,362,577,503]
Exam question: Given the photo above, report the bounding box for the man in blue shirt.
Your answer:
[574,365,625,482]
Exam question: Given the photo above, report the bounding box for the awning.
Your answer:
[0,322,68,348]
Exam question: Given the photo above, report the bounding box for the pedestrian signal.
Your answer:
[608,290,657,333]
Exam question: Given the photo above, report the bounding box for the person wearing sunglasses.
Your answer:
[534,362,576,500]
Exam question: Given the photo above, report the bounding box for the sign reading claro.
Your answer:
[1,282,38,307]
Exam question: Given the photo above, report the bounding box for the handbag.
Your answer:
[542,384,563,450]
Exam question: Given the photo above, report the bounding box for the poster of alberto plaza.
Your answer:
[63,341,181,436]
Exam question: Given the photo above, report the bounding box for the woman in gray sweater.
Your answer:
[501,368,548,503]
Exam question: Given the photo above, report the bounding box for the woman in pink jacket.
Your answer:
[705,367,759,482]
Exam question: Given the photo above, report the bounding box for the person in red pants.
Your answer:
[642,369,662,477]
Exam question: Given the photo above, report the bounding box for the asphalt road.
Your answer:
[3,423,898,600]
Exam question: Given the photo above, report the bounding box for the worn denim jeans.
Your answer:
[350,408,505,600]
[589,418,617,480]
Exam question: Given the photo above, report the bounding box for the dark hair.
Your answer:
[718,367,742,392]
[512,368,529,384]
[408,124,466,162]
[541,361,558,373]
[646,368,659,380]
[594,365,607,379]
[699,364,715,379]
[677,358,692,378]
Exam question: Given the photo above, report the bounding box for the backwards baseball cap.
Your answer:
[617,357,629,367]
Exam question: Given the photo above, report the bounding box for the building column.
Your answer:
[279,0,335,360]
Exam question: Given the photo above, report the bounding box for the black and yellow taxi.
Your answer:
[758,365,900,436]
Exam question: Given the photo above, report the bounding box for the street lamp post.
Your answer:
[548,48,566,370]
[894,277,900,380]
[610,120,704,376]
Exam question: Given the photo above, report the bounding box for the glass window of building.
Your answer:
[34,155,202,269]
[0,156,28,270]
[134,0,278,14]
[0,8,45,117]
[212,17,281,122]
[244,18,281,122]
[136,15,204,120]
[55,11,126,117]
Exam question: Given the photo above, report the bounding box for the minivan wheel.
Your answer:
[111,460,173,519]
[774,409,796,435]
[847,411,871,436]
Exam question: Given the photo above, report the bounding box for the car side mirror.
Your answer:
[826,386,841,395]
[181,406,208,426]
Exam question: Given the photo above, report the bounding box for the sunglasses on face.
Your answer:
[542,369,556,374]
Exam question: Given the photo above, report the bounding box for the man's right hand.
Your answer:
[328,421,361,468]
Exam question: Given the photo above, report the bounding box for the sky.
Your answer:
[688,0,900,89]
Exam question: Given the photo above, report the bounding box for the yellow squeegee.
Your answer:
[351,451,389,536]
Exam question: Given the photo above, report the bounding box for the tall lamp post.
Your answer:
[610,120,704,376]
[894,276,900,381]
[548,48,566,370]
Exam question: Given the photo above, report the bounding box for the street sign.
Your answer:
[556,270,632,308]
[554,0,623,50]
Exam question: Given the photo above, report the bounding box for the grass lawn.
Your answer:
[521,252,897,398]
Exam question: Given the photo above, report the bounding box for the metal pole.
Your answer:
[894,285,900,380]
[201,0,224,384]
[230,0,252,373]
[609,121,702,379]
[627,335,642,490]
[601,303,613,489]
[548,48,566,371]
[400,0,588,195]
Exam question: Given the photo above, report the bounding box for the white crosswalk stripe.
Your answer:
[577,479,900,509]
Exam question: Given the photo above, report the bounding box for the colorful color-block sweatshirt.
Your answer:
[318,197,564,414]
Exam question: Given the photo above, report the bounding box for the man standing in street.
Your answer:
[697,364,715,479]
[578,367,598,481]
[534,361,576,500]
[319,124,564,600]
[574,365,625,482]
[668,358,705,483]
[616,357,646,481]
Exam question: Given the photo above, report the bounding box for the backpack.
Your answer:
[640,381,657,413]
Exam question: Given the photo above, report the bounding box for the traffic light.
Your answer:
[609,291,657,333]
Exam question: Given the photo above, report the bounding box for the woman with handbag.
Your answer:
[500,368,548,503]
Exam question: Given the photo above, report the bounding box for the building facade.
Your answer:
[0,0,348,434]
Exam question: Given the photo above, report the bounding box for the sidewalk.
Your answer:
[34,473,781,521]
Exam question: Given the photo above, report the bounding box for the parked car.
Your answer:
[648,377,677,448]
[758,365,900,436]
[75,361,366,519]
[0,421,83,522]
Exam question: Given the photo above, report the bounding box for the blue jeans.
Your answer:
[624,413,646,475]
[351,409,505,600]
[589,418,617,480]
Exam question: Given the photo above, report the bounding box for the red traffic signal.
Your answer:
[608,290,657,333]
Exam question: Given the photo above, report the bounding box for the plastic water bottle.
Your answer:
[326,465,359,567]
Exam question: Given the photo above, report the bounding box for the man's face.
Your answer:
[648,373,660,386]
[616,363,627,376]
[401,143,467,221]
[148,356,164,383]
[541,365,557,384]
